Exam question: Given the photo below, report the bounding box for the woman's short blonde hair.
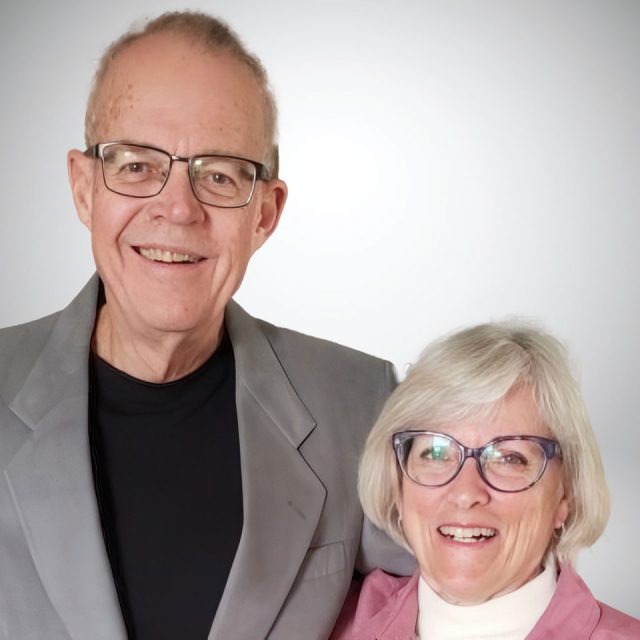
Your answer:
[359,321,610,565]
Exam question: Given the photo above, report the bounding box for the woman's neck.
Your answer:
[417,557,557,640]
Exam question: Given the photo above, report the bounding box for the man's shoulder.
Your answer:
[254,317,396,403]
[224,306,397,427]
[0,311,60,344]
[257,317,392,372]
[0,277,98,398]
[0,312,60,400]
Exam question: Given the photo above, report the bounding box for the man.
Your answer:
[0,11,410,640]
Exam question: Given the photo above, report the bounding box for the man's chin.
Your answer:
[108,300,221,339]
[98,275,231,344]
[136,310,217,337]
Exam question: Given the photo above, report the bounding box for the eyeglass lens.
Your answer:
[101,144,258,207]
[398,433,549,491]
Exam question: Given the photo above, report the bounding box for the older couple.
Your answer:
[0,9,637,640]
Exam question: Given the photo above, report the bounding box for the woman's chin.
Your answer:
[423,570,502,606]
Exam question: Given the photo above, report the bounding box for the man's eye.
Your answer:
[208,172,233,185]
[123,162,149,173]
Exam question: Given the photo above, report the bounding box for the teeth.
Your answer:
[438,526,496,542]
[139,247,201,263]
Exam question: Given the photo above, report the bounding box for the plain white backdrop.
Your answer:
[1,0,638,618]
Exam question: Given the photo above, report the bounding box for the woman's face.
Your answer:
[397,385,569,605]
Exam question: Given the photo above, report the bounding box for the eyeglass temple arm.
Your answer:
[84,145,99,158]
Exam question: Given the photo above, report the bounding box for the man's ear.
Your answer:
[251,178,288,253]
[67,149,95,230]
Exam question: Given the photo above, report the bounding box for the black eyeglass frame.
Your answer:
[392,430,563,493]
[86,141,272,209]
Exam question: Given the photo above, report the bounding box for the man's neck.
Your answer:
[92,304,224,383]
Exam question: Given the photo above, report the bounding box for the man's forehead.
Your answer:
[93,32,266,152]
[100,33,246,101]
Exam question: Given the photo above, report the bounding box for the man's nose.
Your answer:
[445,458,491,509]
[151,160,205,224]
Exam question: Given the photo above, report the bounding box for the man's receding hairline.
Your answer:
[84,12,279,176]
[92,33,263,121]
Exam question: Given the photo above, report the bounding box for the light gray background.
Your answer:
[1,0,638,619]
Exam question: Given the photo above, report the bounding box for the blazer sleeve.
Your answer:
[356,361,417,576]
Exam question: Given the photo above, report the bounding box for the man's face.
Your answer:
[69,33,285,339]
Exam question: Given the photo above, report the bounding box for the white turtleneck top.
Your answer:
[416,559,557,639]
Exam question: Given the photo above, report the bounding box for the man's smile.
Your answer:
[135,246,204,263]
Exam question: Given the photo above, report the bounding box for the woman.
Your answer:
[332,322,640,639]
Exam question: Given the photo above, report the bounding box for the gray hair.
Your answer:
[84,11,280,177]
[359,321,610,565]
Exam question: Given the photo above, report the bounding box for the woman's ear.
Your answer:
[554,488,570,529]
[68,149,95,230]
[394,481,404,527]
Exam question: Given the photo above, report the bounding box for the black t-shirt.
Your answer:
[89,332,243,640]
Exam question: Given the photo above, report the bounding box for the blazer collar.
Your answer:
[526,564,600,638]
[209,300,325,638]
[225,299,316,448]
[8,275,99,432]
[379,571,420,640]
[5,274,127,640]
[365,565,602,640]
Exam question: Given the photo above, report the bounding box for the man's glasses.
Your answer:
[392,431,562,493]
[87,142,271,209]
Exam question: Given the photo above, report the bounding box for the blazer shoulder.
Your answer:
[0,311,59,346]
[596,601,640,637]
[257,319,395,380]
[0,312,60,401]
[533,566,640,639]
[253,319,397,440]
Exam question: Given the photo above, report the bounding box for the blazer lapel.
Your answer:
[4,276,127,640]
[209,301,326,639]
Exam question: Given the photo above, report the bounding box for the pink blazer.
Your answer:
[331,565,640,639]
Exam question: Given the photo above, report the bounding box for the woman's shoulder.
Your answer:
[596,601,640,637]
[358,568,416,604]
[560,566,640,636]
[530,565,640,639]
[331,570,420,640]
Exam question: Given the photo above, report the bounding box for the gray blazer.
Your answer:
[0,277,409,640]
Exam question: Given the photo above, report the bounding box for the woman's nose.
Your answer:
[445,458,491,509]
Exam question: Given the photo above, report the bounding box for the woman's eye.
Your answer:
[419,447,448,461]
[500,452,527,465]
